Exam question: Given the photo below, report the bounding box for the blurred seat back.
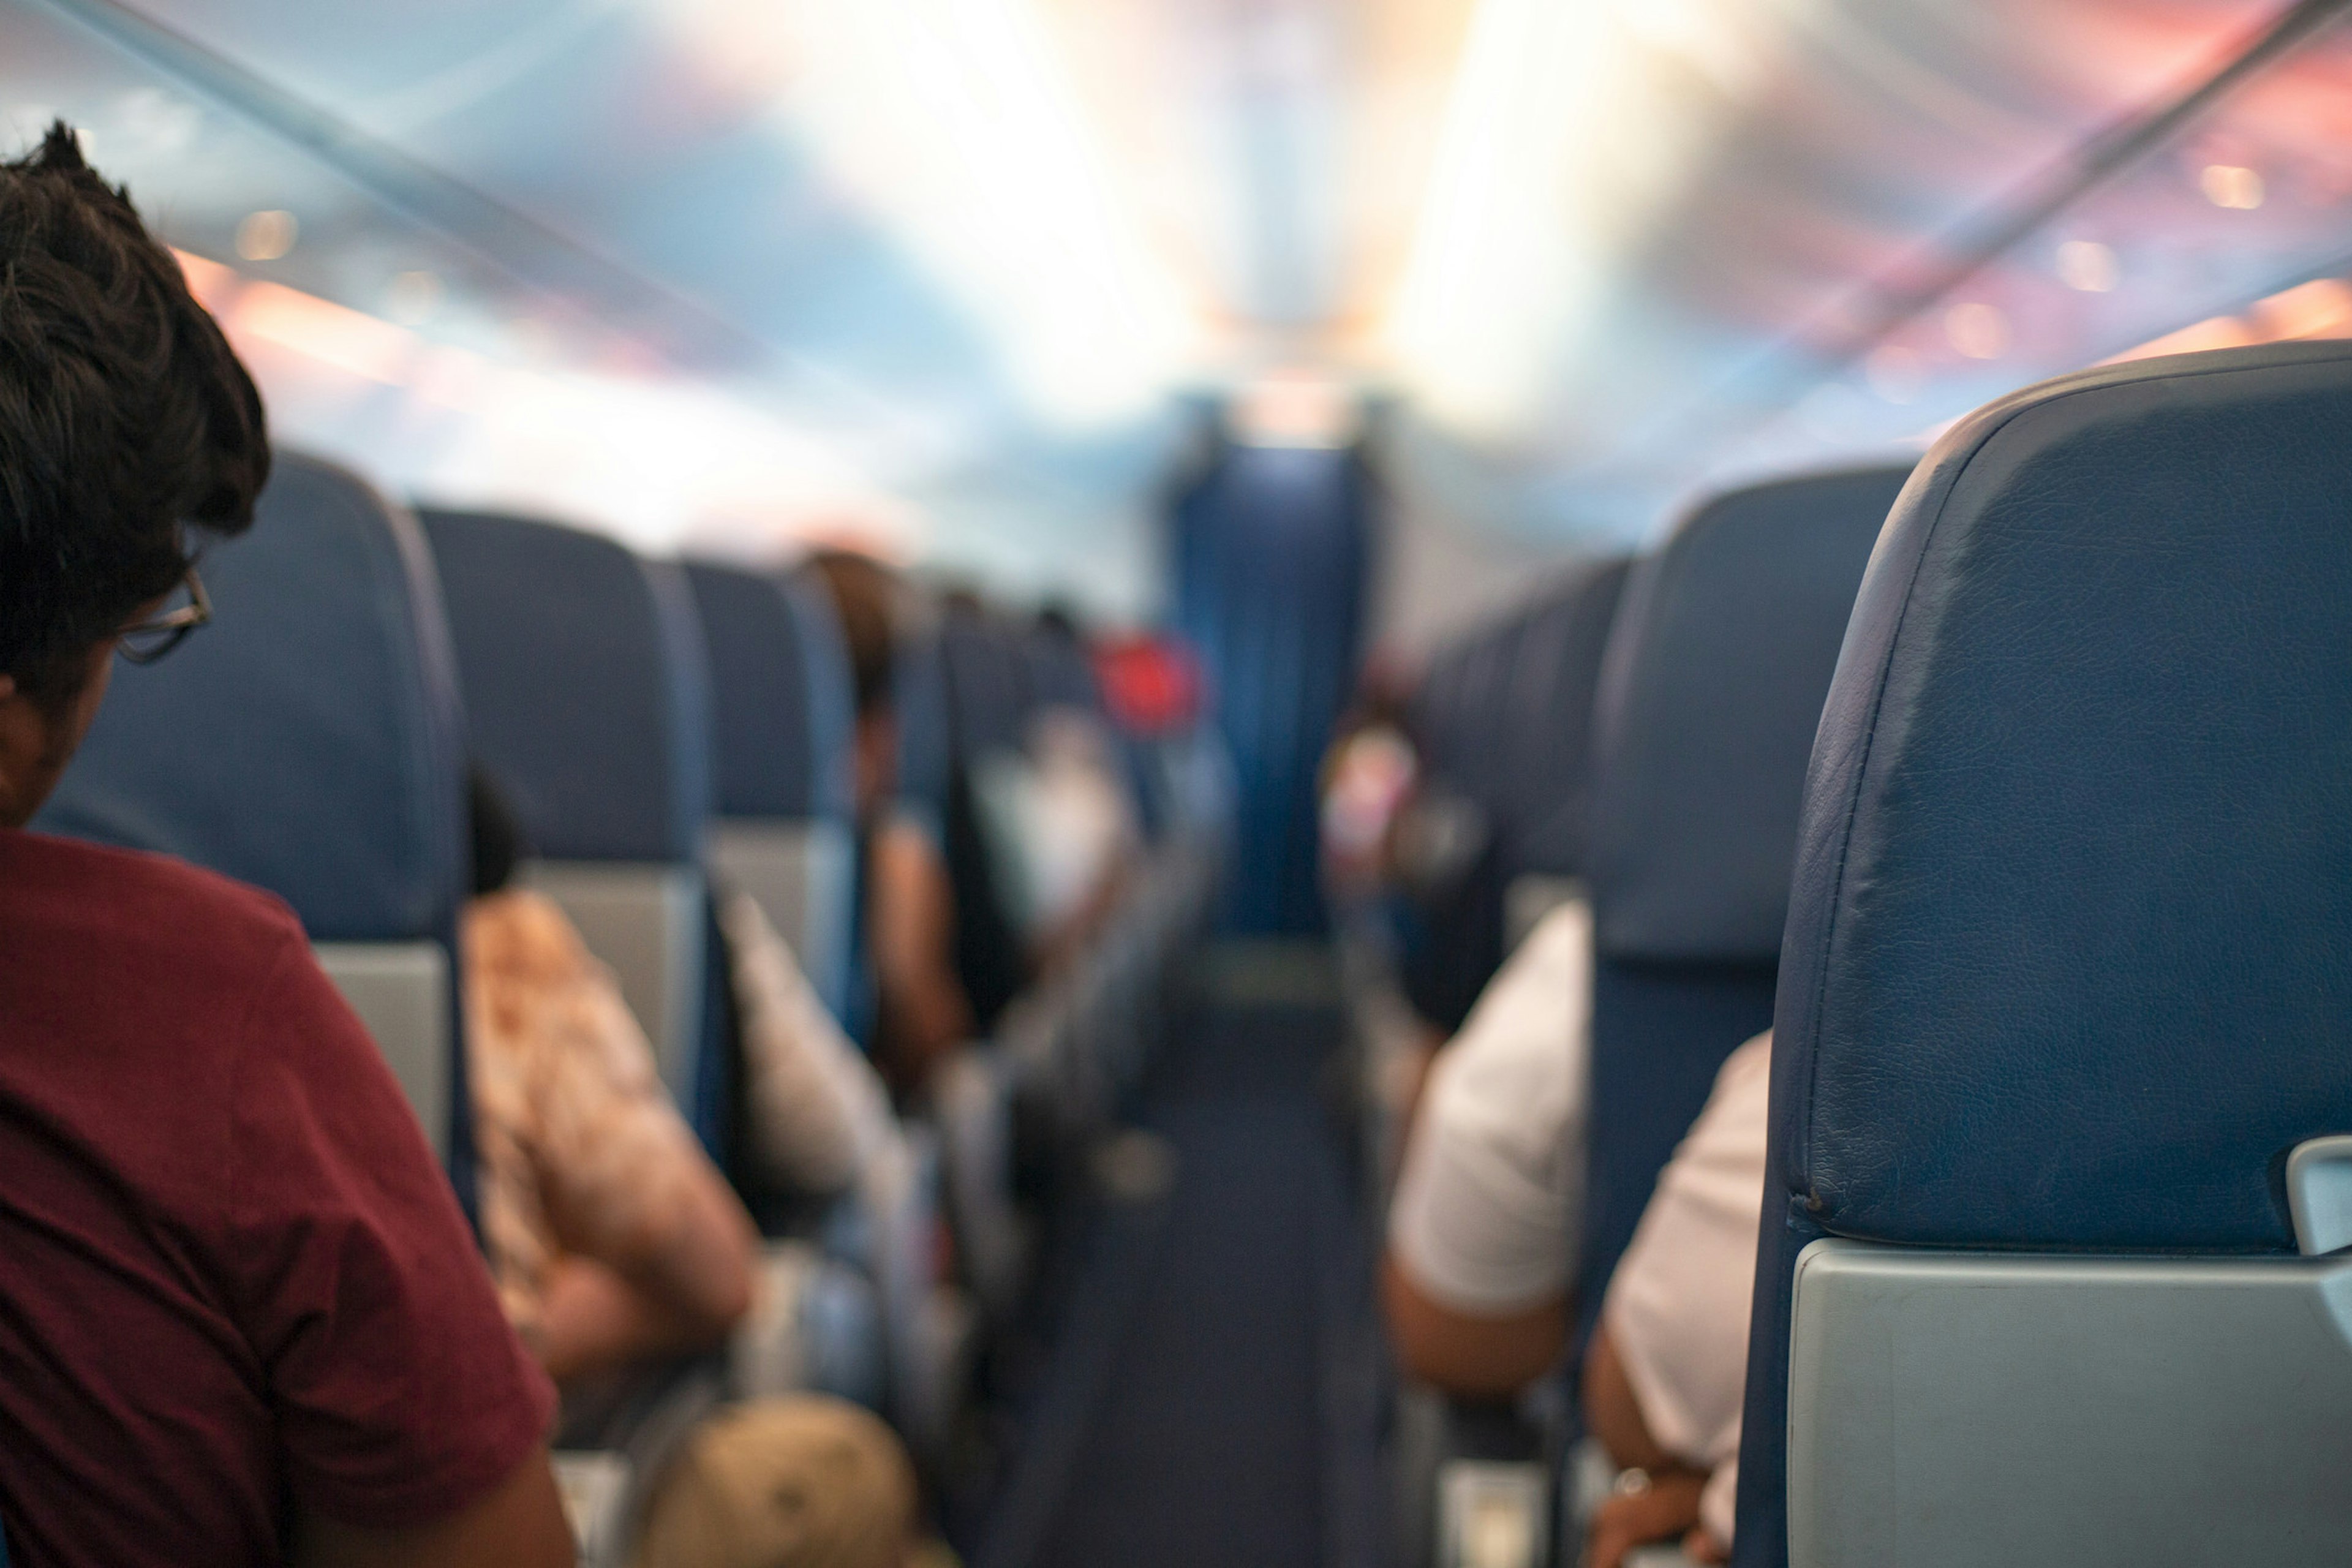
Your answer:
[684,562,858,1022]
[1577,466,1907,1336]
[419,509,718,1135]
[1499,557,1634,937]
[40,454,472,1186]
[1740,344,2352,1568]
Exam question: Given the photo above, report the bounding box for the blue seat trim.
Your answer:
[38,453,477,1211]
[420,510,713,863]
[1737,342,2352,1568]
[1585,467,1910,964]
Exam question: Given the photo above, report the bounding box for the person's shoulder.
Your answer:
[1524,897,1593,960]
[1,829,307,968]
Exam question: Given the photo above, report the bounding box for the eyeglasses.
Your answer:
[116,565,211,665]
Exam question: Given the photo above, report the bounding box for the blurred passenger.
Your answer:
[472,775,933,1567]
[719,884,899,1200]
[1379,900,1591,1397]
[1318,662,1419,900]
[0,125,570,1566]
[973,704,1141,978]
[464,769,757,1384]
[1580,1032,1770,1568]
[807,548,974,1096]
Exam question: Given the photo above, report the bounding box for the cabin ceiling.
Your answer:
[4,0,2349,590]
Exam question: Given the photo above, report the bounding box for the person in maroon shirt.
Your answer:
[0,126,571,1567]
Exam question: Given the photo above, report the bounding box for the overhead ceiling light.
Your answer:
[2056,239,2119,293]
[386,271,444,326]
[663,0,1197,429]
[1383,0,1755,442]
[1945,302,2010,360]
[1864,344,1923,404]
[1385,0,1601,439]
[235,209,297,262]
[2200,164,2265,210]
[1232,369,1357,448]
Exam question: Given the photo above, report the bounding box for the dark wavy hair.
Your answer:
[0,123,269,705]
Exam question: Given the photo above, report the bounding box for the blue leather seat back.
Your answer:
[1586,468,1914,964]
[47,455,468,941]
[893,630,952,832]
[1025,627,1102,715]
[685,561,859,1018]
[1503,556,1634,878]
[1576,466,1909,1336]
[420,509,719,1142]
[1736,342,2352,1568]
[940,607,1033,761]
[418,510,712,864]
[685,561,831,820]
[40,453,474,1190]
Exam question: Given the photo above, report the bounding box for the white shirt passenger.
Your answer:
[719,891,903,1194]
[1387,900,1593,1313]
[1603,1029,1773,1552]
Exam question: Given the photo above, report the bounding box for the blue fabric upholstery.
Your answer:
[684,560,853,820]
[1502,556,1635,878]
[892,629,953,831]
[1735,342,2352,1568]
[940,606,1035,760]
[39,453,476,1202]
[420,510,713,862]
[1399,564,1629,1033]
[45,454,469,943]
[785,573,859,825]
[1586,467,1912,963]
[1026,627,1102,714]
[1577,467,1906,1344]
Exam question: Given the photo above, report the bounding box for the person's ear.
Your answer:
[0,674,16,704]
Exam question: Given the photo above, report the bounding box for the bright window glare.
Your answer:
[234,209,297,262]
[2057,239,2119,293]
[660,0,1197,428]
[175,249,911,558]
[1384,0,1771,440]
[2200,164,2265,211]
[1386,0,1597,437]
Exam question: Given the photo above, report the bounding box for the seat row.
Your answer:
[1351,339,2352,1568]
[35,453,1226,1560]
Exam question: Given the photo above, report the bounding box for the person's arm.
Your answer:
[537,1158,756,1383]
[292,1447,571,1568]
[1582,1324,1711,1568]
[870,815,974,1090]
[225,933,560,1550]
[1380,1254,1566,1396]
[499,895,757,1381]
[1379,902,1592,1398]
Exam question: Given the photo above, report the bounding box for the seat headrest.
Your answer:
[1587,466,1912,962]
[1505,556,1635,875]
[421,510,712,864]
[938,608,1033,760]
[893,630,952,821]
[1025,629,1101,714]
[1777,341,2352,1253]
[684,562,855,821]
[40,454,467,941]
